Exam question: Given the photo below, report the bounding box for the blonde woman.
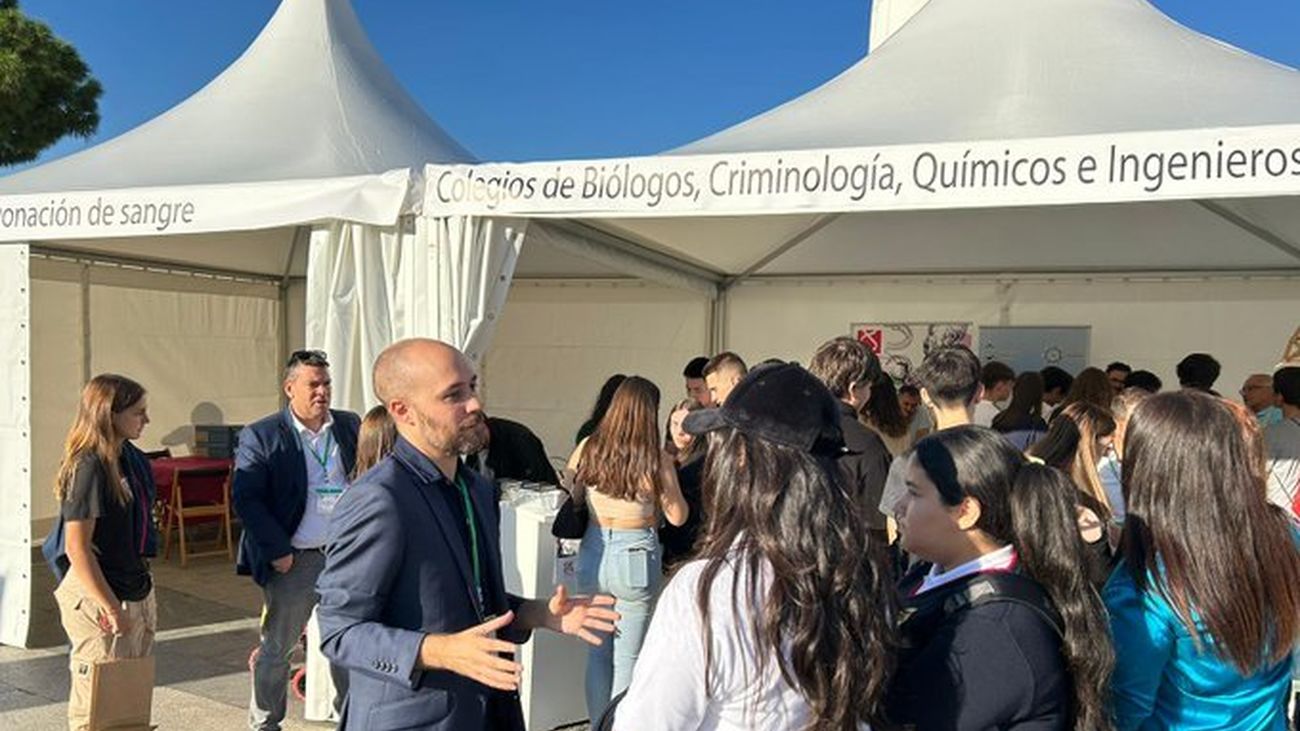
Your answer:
[1028,402,1119,589]
[51,374,156,731]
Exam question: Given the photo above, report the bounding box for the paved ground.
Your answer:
[1,543,589,730]
[0,548,334,730]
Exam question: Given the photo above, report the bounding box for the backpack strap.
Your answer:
[942,572,1064,638]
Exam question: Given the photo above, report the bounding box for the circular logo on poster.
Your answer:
[1043,347,1064,364]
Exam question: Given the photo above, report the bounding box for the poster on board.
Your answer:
[851,322,975,385]
[979,326,1091,375]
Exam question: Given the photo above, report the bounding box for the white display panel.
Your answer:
[979,326,1092,374]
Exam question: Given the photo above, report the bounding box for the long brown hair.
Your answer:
[1031,402,1116,514]
[992,371,1044,432]
[353,404,397,479]
[1121,391,1300,673]
[694,427,896,730]
[54,374,146,504]
[1058,367,1114,413]
[575,376,665,501]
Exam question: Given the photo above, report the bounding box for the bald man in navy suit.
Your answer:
[317,338,619,730]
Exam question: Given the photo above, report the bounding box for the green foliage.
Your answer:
[0,0,102,165]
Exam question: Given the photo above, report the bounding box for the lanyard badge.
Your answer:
[305,431,345,513]
[455,475,486,611]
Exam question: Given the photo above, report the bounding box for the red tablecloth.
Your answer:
[150,456,233,493]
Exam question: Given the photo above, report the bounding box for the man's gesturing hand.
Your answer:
[419,612,522,691]
[548,585,620,646]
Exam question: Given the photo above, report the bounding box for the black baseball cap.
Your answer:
[682,362,846,456]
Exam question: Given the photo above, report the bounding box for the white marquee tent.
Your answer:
[0,0,511,647]
[1,0,1298,649]
[433,0,1300,459]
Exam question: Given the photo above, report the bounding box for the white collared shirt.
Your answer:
[916,544,1017,596]
[290,413,347,549]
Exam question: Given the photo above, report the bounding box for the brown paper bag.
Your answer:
[86,653,155,731]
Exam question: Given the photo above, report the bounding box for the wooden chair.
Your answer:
[161,466,233,567]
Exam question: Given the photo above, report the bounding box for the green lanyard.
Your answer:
[303,431,333,473]
[454,475,483,605]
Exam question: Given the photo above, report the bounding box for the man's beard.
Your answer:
[416,409,490,457]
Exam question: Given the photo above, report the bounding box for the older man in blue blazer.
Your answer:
[317,338,619,730]
[233,349,360,731]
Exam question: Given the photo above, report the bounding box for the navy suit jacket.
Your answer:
[232,407,359,586]
[317,436,529,731]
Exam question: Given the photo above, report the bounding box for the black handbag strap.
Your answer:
[593,689,627,731]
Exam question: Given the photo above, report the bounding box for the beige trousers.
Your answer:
[53,574,157,731]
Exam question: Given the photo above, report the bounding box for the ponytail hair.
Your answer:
[1010,463,1115,731]
[913,426,1114,731]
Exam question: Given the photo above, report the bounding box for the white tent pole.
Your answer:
[724,213,843,289]
[708,290,729,353]
[79,263,91,385]
[30,244,286,283]
[1192,200,1300,264]
[543,220,723,294]
[278,227,309,387]
[868,0,930,52]
[0,243,33,647]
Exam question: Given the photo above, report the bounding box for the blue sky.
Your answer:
[7,0,1299,171]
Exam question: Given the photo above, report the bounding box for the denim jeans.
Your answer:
[577,523,661,721]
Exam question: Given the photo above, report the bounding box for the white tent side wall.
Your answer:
[482,281,712,460]
[481,274,1300,462]
[27,256,285,539]
[724,276,1300,398]
[0,246,32,646]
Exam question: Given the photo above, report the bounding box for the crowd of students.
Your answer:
[567,344,1300,730]
[38,337,1300,731]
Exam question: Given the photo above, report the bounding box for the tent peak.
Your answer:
[678,0,1300,154]
[0,0,472,194]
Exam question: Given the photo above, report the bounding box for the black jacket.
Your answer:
[834,401,894,531]
[888,565,1071,731]
[479,417,560,486]
[659,453,705,568]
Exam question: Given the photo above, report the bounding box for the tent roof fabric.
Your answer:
[678,0,1300,154]
[0,0,472,195]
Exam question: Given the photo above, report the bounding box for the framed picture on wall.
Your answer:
[851,322,975,385]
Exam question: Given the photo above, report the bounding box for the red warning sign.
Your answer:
[857,327,884,354]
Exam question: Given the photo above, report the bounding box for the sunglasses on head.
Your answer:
[286,349,329,367]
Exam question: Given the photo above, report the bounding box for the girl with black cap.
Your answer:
[607,363,896,731]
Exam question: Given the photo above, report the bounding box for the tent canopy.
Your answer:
[0,0,470,193]
[0,0,475,277]
[488,0,1300,282]
[680,0,1300,153]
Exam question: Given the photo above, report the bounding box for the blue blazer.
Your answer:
[232,407,359,586]
[316,436,529,731]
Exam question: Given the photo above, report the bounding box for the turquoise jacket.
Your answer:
[1105,563,1293,730]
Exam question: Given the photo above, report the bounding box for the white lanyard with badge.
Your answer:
[304,430,345,514]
